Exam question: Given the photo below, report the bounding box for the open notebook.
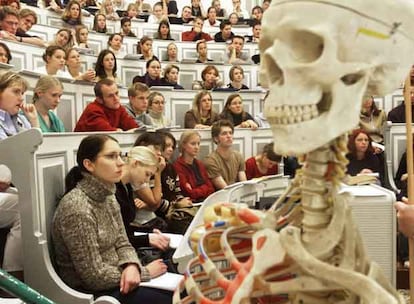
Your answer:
[140,272,183,291]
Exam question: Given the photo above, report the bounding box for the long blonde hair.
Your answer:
[127,146,158,168]
[179,130,200,154]
[32,76,63,103]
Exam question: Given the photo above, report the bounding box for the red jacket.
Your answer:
[245,157,278,180]
[74,100,138,132]
[181,30,213,42]
[173,156,215,202]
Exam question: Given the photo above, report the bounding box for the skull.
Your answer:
[260,0,414,155]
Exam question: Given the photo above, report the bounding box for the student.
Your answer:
[92,13,107,33]
[250,5,263,22]
[95,49,119,83]
[203,6,220,29]
[99,0,120,21]
[204,120,247,189]
[212,0,227,18]
[192,65,223,90]
[147,92,171,128]
[48,28,74,51]
[359,95,386,144]
[262,0,271,11]
[245,143,280,180]
[107,33,126,58]
[245,20,261,43]
[125,82,153,127]
[219,93,257,129]
[32,76,66,133]
[227,35,252,64]
[125,3,139,18]
[0,71,39,139]
[228,12,239,25]
[136,36,158,61]
[169,5,192,24]
[147,1,166,24]
[163,42,178,62]
[34,45,72,78]
[74,79,138,132]
[181,16,213,42]
[132,58,163,87]
[74,24,89,48]
[120,17,136,37]
[226,65,249,90]
[195,40,213,63]
[16,8,46,47]
[184,90,219,129]
[0,42,11,64]
[52,134,172,303]
[161,64,184,89]
[191,0,206,18]
[61,0,83,26]
[229,0,249,19]
[65,48,96,81]
[214,20,234,42]
[153,19,173,40]
[174,130,215,203]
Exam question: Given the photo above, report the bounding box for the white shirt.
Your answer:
[33,66,72,78]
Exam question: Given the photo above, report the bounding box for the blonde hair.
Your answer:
[0,71,28,94]
[179,130,200,153]
[127,146,158,168]
[32,76,63,103]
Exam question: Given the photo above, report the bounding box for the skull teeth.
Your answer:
[267,104,320,125]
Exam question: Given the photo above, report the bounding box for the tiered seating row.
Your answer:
[5,39,260,89]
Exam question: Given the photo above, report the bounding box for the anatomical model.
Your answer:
[174,1,414,303]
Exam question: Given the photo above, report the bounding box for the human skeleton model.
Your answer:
[173,1,414,303]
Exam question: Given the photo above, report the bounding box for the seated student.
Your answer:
[245,20,261,43]
[32,76,66,133]
[136,0,153,13]
[113,0,126,11]
[0,42,12,64]
[161,64,184,89]
[132,58,164,87]
[395,137,414,200]
[387,86,414,123]
[95,49,119,83]
[262,0,271,11]
[66,48,96,81]
[220,93,258,129]
[61,0,83,27]
[204,120,247,190]
[0,0,20,10]
[163,42,178,62]
[52,134,172,303]
[245,143,281,180]
[250,5,263,24]
[346,129,382,182]
[120,17,136,37]
[16,8,46,47]
[147,1,166,24]
[212,0,227,18]
[155,131,194,234]
[169,5,192,24]
[125,3,139,19]
[74,25,90,50]
[136,36,158,61]
[182,16,213,42]
[92,13,107,33]
[0,165,23,280]
[203,6,220,29]
[191,0,206,18]
[214,20,234,43]
[74,79,139,132]
[184,90,219,129]
[48,28,74,51]
[192,65,224,90]
[107,33,126,58]
[34,45,73,78]
[38,0,64,13]
[115,145,171,275]
[147,91,171,128]
[195,40,213,63]
[125,82,153,127]
[359,95,386,144]
[228,12,239,25]
[98,0,120,21]
[174,130,215,202]
[153,19,174,40]
[229,0,249,19]
[226,65,249,90]
[227,35,252,64]
[0,72,39,139]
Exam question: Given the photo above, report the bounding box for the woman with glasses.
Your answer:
[147,92,170,128]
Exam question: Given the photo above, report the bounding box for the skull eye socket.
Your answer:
[283,30,324,63]
[263,53,284,85]
[340,73,365,86]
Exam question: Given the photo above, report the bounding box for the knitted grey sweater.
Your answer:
[52,172,143,292]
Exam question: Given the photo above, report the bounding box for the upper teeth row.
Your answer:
[266,104,319,125]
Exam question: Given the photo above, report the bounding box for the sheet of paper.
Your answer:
[133,232,183,249]
[140,272,183,291]
[340,185,386,197]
